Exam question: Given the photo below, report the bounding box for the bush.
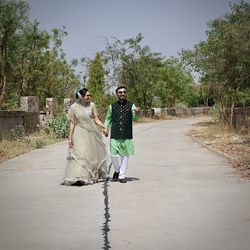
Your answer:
[35,139,46,148]
[7,125,26,140]
[45,112,69,139]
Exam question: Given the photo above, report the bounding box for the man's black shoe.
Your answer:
[72,180,84,186]
[112,171,119,181]
[119,178,127,183]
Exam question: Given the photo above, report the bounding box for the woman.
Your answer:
[62,88,108,186]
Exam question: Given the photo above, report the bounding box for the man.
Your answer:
[104,86,140,183]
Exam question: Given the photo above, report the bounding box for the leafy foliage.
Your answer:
[155,58,195,108]
[1,0,212,115]
[181,1,250,125]
[45,112,69,139]
[0,0,80,109]
[101,34,196,108]
[86,52,109,119]
[0,0,29,106]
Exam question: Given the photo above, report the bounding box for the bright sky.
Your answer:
[26,0,243,64]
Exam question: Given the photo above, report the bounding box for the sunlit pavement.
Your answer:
[0,116,250,250]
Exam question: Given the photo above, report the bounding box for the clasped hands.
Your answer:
[103,128,109,137]
[68,139,73,148]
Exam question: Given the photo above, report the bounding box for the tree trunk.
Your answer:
[219,97,227,123]
[242,103,248,129]
[230,100,235,128]
[205,98,208,107]
[0,36,8,107]
[229,86,240,128]
[0,75,6,106]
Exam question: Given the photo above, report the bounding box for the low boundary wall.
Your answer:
[1,106,249,139]
[0,111,39,139]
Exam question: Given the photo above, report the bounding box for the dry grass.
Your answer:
[188,117,250,178]
[0,131,62,164]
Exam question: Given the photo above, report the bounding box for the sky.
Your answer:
[26,0,244,67]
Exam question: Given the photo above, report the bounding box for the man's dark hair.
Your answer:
[115,86,127,93]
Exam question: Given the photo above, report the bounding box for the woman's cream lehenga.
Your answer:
[62,102,108,185]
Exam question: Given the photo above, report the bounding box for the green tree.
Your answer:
[181,1,250,126]
[0,0,81,110]
[155,58,194,108]
[86,52,107,119]
[102,34,163,108]
[0,0,29,106]
[87,52,105,96]
[12,25,80,109]
[10,21,50,97]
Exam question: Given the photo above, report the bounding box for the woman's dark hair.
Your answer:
[75,88,88,99]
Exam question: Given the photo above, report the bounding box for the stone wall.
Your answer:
[24,112,40,133]
[45,98,58,118]
[64,98,73,113]
[20,96,39,112]
[39,111,47,128]
[0,111,25,139]
[191,107,204,115]
[0,110,40,140]
[154,107,206,117]
[140,108,155,118]
[1,95,249,140]
[150,106,249,130]
[20,96,40,133]
[0,96,41,139]
[226,107,250,129]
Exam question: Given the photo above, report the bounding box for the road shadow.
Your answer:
[109,176,140,183]
[125,177,140,182]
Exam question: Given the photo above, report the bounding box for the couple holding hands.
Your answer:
[62,86,140,186]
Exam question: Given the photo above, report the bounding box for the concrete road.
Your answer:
[0,117,250,250]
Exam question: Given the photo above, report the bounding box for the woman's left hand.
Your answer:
[68,139,74,148]
[103,128,109,137]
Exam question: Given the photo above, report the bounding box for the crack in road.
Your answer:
[101,162,112,250]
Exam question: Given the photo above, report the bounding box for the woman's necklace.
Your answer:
[80,101,90,107]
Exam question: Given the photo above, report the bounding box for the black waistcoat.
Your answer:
[111,100,133,139]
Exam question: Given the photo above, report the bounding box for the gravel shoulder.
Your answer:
[187,116,250,178]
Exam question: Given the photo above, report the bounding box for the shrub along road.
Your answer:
[0,116,249,250]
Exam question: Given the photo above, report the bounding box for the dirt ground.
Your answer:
[187,116,250,178]
[0,132,62,164]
